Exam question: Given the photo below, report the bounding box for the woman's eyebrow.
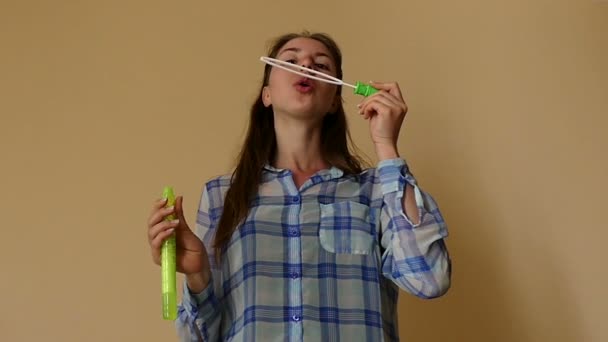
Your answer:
[277,48,331,59]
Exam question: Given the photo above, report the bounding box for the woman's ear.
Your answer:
[262,86,272,107]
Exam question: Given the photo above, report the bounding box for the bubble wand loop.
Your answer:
[259,56,379,97]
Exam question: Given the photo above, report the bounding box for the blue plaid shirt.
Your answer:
[176,158,451,341]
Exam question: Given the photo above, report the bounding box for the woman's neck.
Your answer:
[272,115,329,174]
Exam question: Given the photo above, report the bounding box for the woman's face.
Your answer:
[263,37,340,122]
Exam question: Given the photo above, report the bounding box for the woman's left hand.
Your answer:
[357,81,408,160]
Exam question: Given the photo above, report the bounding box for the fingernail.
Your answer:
[166,206,174,211]
[171,219,179,225]
[167,228,175,234]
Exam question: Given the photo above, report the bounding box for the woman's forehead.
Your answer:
[278,37,332,57]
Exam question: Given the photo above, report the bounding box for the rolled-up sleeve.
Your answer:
[377,158,452,299]
[175,183,223,341]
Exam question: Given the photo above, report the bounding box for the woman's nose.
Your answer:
[299,57,313,69]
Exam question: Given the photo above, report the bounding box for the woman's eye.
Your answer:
[315,63,329,70]
[286,59,297,64]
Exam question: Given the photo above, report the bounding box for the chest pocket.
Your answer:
[319,201,376,255]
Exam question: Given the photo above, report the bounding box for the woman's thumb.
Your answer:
[175,196,187,223]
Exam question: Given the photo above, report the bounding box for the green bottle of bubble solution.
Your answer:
[161,186,177,320]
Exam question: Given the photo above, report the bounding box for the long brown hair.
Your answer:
[213,31,367,258]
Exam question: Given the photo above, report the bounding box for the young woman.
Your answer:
[147,31,451,341]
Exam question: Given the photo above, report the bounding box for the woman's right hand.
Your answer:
[147,195,210,290]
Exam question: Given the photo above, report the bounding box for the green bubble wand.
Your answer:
[161,186,177,320]
[259,56,379,97]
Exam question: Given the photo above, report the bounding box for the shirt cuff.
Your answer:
[377,158,409,196]
[181,277,219,323]
[377,158,425,227]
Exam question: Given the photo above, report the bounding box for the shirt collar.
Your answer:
[262,163,344,180]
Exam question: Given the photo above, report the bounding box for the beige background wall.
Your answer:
[1,0,607,341]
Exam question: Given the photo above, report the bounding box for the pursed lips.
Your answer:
[293,77,315,93]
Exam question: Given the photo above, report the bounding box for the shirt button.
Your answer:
[289,229,299,237]
[292,196,300,203]
[292,315,301,322]
[290,272,299,279]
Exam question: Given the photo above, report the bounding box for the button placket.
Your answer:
[284,186,303,336]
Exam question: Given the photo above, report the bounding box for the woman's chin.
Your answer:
[285,108,325,121]
[273,103,322,120]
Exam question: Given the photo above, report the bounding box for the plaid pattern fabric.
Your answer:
[176,158,451,341]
